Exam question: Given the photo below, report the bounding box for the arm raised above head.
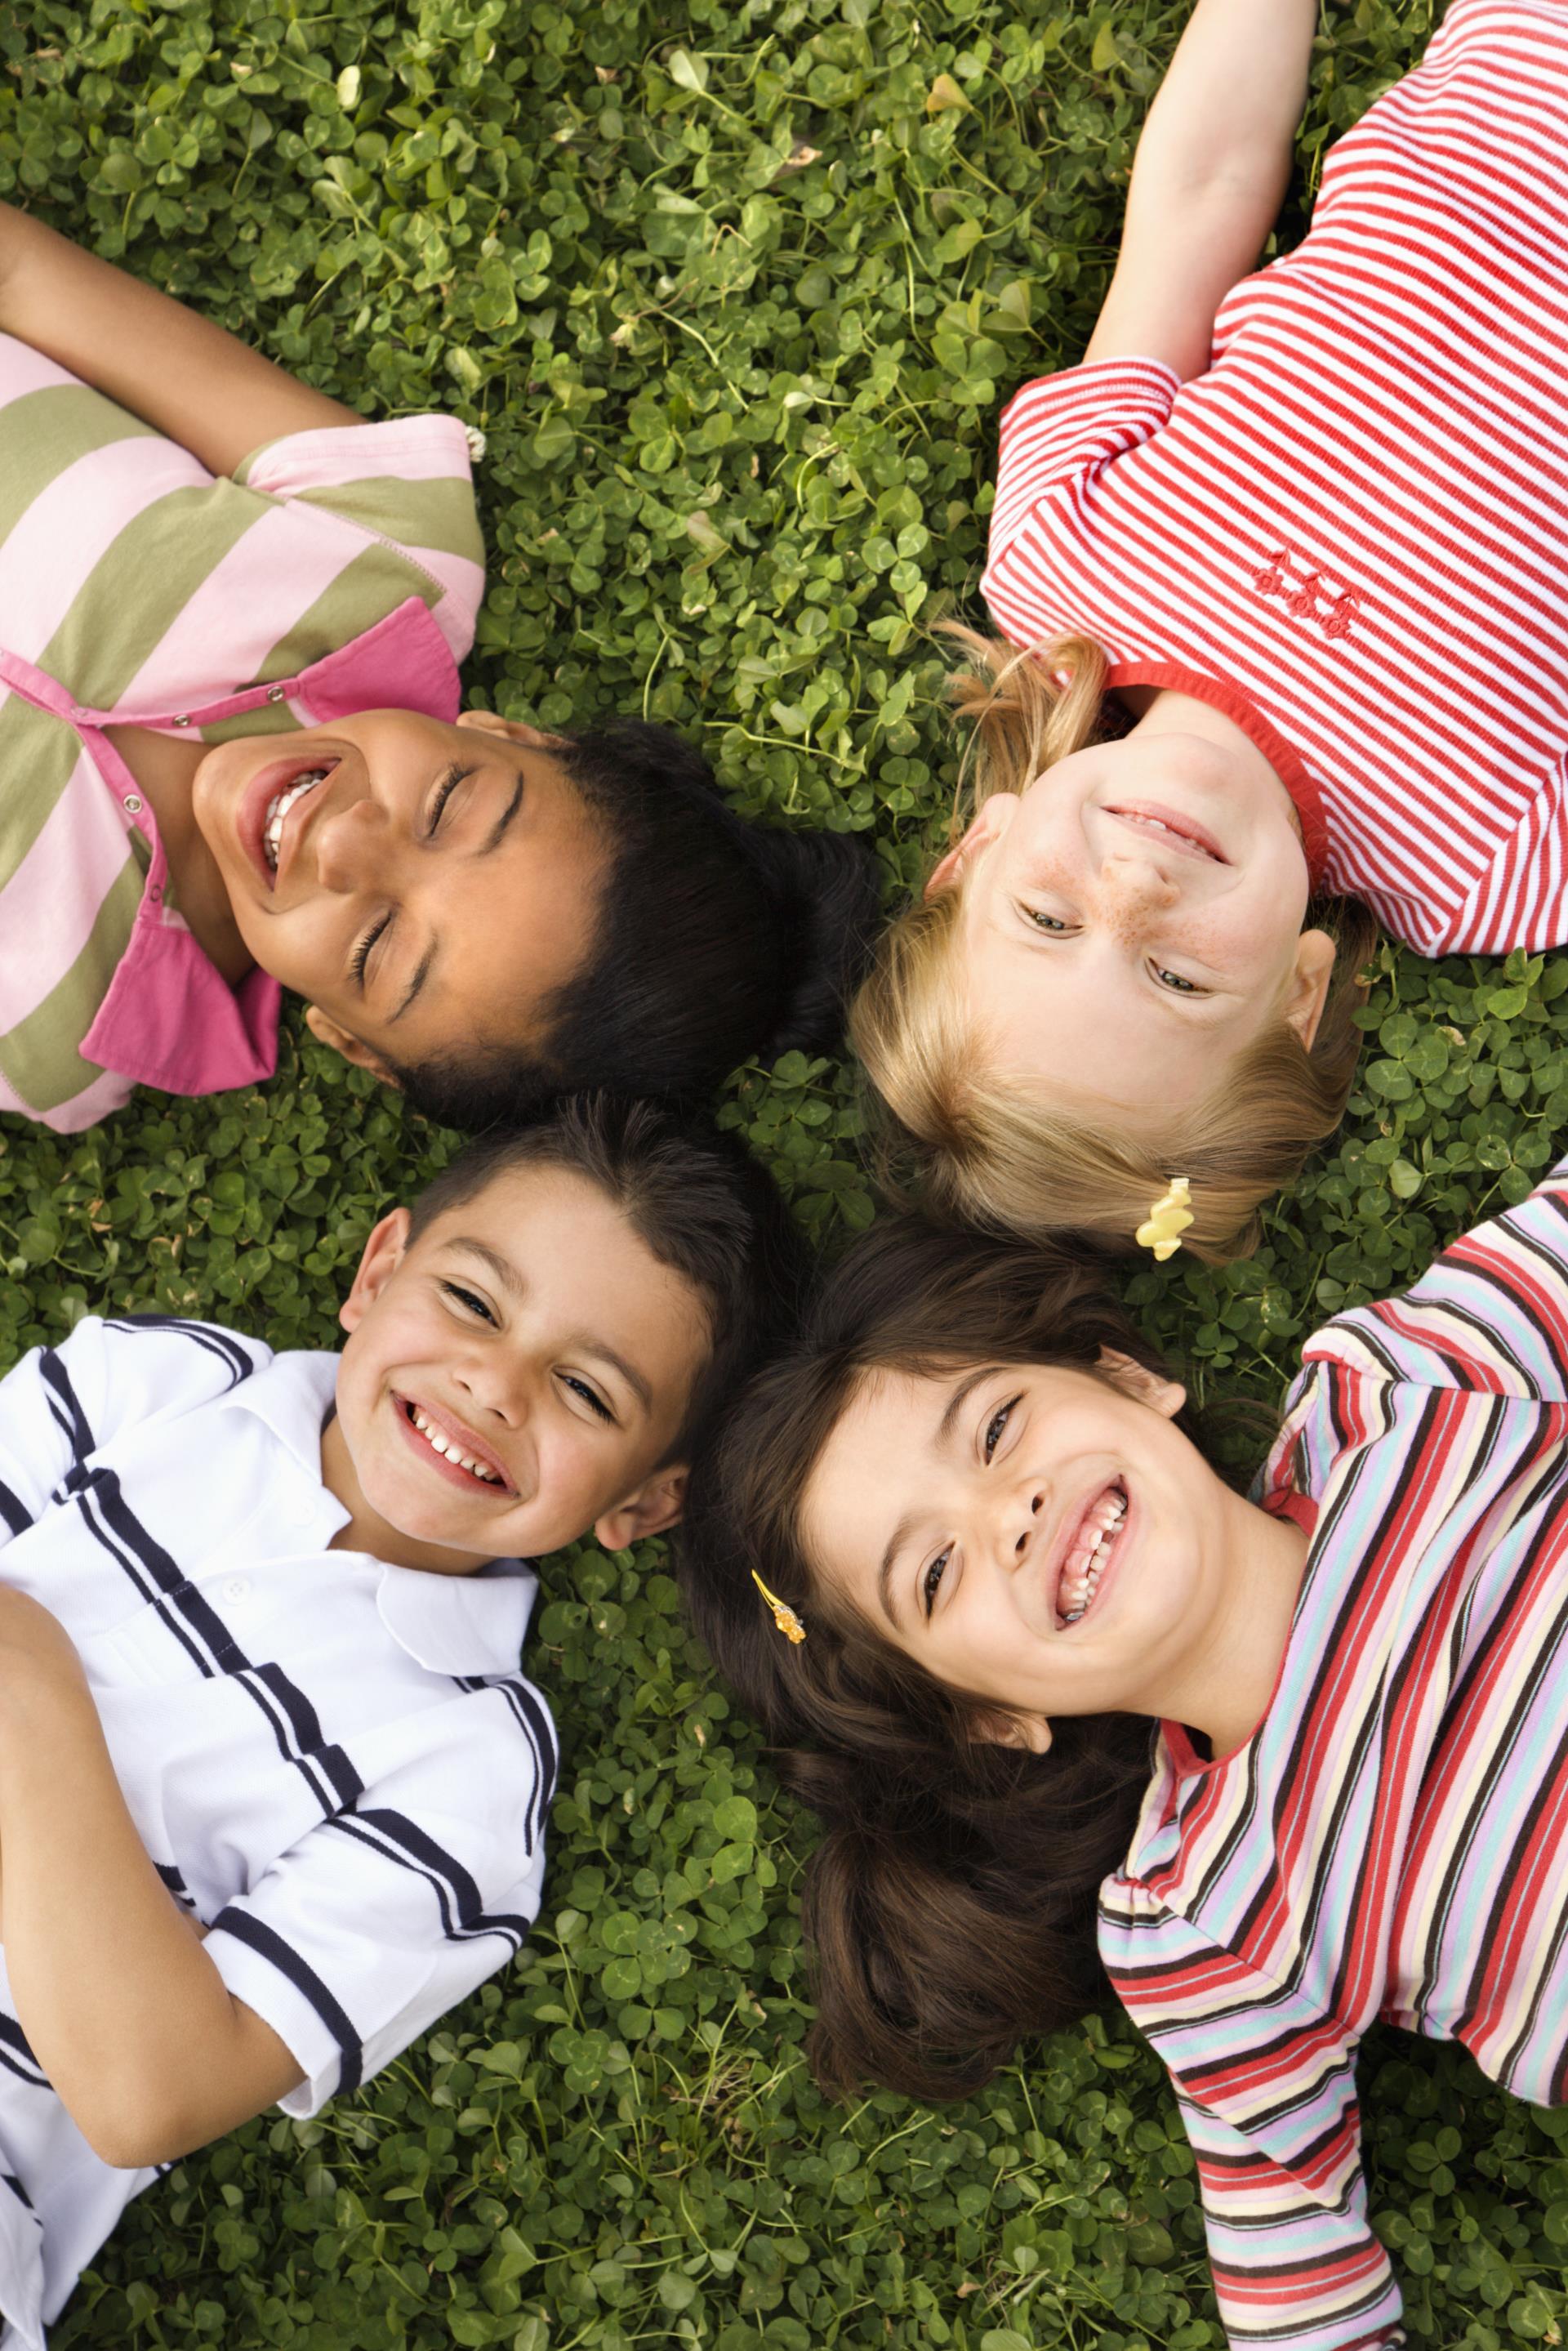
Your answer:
[1083,0,1322,383]
[0,203,357,477]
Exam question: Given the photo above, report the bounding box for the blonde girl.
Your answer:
[856,0,1567,1260]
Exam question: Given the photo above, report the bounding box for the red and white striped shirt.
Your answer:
[982,0,1568,957]
[1100,1162,1568,2349]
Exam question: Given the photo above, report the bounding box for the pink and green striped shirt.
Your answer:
[0,334,485,1130]
[1100,1164,1568,2349]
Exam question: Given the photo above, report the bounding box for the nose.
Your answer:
[312,793,394,896]
[1097,851,1180,920]
[1000,1483,1046,1569]
[451,1350,528,1430]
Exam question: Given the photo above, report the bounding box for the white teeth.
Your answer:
[1058,1490,1126,1626]
[408,1405,501,1485]
[261,769,330,872]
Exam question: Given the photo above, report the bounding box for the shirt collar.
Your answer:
[223,1351,538,1679]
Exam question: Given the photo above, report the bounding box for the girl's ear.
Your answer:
[304,1004,398,1084]
[456,709,559,752]
[981,1710,1053,1755]
[595,1465,689,1550]
[1285,928,1338,1052]
[924,796,1015,900]
[1096,1345,1187,1421]
[339,1207,413,1335]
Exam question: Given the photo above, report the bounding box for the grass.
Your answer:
[7,0,1568,2344]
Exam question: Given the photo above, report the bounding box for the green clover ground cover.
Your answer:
[7,0,1568,2343]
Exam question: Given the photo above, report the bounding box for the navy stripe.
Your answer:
[38,1348,93,1464]
[210,1909,363,2096]
[327,1809,533,1952]
[0,1479,30,1539]
[2,2172,34,2213]
[0,2018,46,2090]
[460,1675,559,1853]
[105,1314,257,1388]
[73,1472,361,1820]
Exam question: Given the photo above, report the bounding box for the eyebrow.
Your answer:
[387,774,526,1025]
[875,1365,998,1625]
[446,1239,653,1416]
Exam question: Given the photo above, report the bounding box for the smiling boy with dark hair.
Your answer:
[0,1095,801,2349]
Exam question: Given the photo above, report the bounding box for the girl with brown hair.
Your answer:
[856,0,1568,1261]
[680,1170,1568,2350]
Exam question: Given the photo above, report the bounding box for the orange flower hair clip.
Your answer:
[1136,1176,1194,1263]
[752,1569,806,1645]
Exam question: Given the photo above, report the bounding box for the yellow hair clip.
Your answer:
[752,1569,806,1645]
[1136,1176,1194,1263]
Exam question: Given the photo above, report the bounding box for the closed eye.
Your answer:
[559,1372,615,1425]
[440,1280,497,1326]
[351,912,391,987]
[1019,903,1079,935]
[427,762,474,837]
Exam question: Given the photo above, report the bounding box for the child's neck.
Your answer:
[103,725,255,988]
[1162,1488,1308,1760]
[318,1409,497,1578]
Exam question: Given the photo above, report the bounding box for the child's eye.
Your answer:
[351,912,390,988]
[983,1398,1018,1461]
[427,762,474,837]
[440,1281,497,1325]
[1151,964,1205,995]
[559,1372,614,1425]
[922,1546,951,1617]
[1022,905,1076,934]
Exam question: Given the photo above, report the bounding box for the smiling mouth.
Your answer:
[394,1394,515,1495]
[1053,1480,1128,1628]
[263,770,332,872]
[1103,804,1227,865]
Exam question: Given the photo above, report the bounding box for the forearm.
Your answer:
[0,203,354,475]
[1129,0,1320,210]
[0,1661,298,2166]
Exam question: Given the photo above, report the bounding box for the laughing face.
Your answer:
[800,1350,1254,1735]
[326,1162,712,1569]
[189,708,608,1081]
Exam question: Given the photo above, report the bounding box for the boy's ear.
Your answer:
[1284,927,1338,1053]
[594,1465,689,1551]
[304,1005,398,1086]
[1097,1345,1187,1421]
[924,796,1013,901]
[339,1207,413,1336]
[456,709,559,752]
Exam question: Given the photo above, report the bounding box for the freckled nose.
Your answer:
[1099,854,1179,917]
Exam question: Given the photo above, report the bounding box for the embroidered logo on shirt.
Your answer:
[1254,548,1361,641]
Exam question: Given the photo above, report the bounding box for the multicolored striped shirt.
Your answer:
[0,335,485,1131]
[982,0,1568,957]
[1099,1163,1568,2349]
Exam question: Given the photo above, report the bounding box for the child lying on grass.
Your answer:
[0,1093,800,2349]
[0,205,876,1135]
[684,1173,1568,2351]
[853,0,1568,1260]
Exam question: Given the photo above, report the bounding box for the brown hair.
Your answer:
[850,628,1378,1262]
[677,1216,1240,2103]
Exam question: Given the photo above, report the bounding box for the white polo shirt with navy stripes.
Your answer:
[0,1314,557,2350]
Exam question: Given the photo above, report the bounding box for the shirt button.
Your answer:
[266,685,286,704]
[122,793,144,814]
[223,1577,250,1604]
[289,1501,316,1531]
[171,714,191,728]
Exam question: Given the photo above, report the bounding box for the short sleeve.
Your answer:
[233,417,485,664]
[985,356,1179,571]
[1303,1162,1568,1402]
[203,1747,549,2116]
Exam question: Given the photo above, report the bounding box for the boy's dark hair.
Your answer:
[390,720,880,1130]
[678,1216,1236,2103]
[406,1093,808,1468]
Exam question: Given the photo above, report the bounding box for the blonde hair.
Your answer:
[850,628,1377,1265]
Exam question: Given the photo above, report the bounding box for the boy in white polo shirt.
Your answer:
[0,1093,800,2350]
